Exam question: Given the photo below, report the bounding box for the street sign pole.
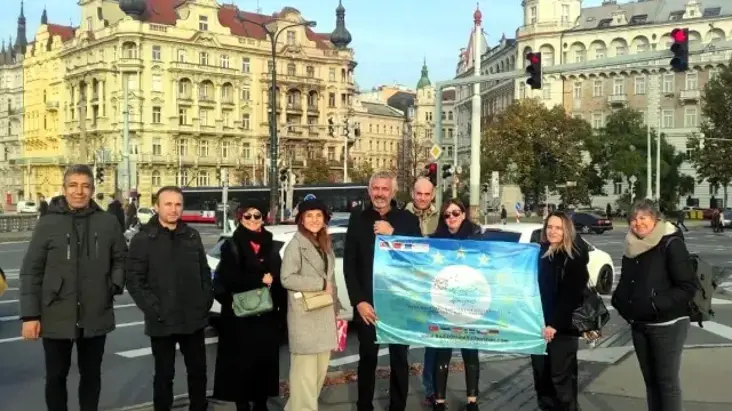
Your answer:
[221,168,229,235]
[434,89,443,207]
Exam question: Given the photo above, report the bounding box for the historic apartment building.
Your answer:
[0,2,28,206]
[16,0,356,205]
[349,99,405,172]
[412,61,457,169]
[454,0,732,208]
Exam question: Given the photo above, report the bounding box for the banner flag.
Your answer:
[373,235,546,355]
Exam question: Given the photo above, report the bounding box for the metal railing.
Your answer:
[0,214,38,233]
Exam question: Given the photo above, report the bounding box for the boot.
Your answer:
[466,402,479,411]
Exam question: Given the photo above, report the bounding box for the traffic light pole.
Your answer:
[434,90,443,207]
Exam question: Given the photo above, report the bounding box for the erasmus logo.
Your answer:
[430,265,491,325]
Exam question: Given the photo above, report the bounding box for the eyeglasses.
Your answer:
[443,209,462,218]
[243,213,262,220]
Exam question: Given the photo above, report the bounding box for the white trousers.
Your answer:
[285,351,331,411]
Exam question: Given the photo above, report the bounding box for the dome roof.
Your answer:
[119,0,147,19]
[330,0,351,49]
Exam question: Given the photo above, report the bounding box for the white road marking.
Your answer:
[0,319,145,344]
[0,303,139,322]
[116,337,219,358]
[693,321,732,340]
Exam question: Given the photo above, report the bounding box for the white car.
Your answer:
[137,207,155,224]
[206,225,353,321]
[481,223,615,294]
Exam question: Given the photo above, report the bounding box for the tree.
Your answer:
[396,123,431,194]
[584,108,691,211]
[349,161,374,184]
[480,99,592,206]
[686,60,732,207]
[301,157,333,184]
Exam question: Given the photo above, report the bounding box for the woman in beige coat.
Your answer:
[281,199,340,411]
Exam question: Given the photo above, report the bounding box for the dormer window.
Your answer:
[530,6,537,24]
[703,7,721,17]
[598,18,612,28]
[669,11,684,21]
[629,14,647,25]
[199,16,208,31]
[286,31,295,45]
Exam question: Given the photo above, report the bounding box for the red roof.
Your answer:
[47,24,75,42]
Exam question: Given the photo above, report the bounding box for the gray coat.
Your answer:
[280,231,340,354]
[19,196,127,339]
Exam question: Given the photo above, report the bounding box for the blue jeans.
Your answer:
[422,347,437,396]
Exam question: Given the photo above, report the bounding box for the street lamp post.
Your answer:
[236,13,316,223]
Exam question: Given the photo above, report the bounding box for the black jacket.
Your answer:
[107,200,125,230]
[126,215,213,337]
[612,224,696,324]
[431,219,482,240]
[537,234,590,334]
[19,196,127,339]
[344,200,421,306]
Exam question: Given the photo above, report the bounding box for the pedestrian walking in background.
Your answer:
[19,164,127,411]
[403,176,440,405]
[612,199,696,411]
[38,196,48,216]
[531,211,589,411]
[280,199,341,411]
[211,202,285,411]
[125,186,213,411]
[430,200,483,411]
[675,209,689,232]
[107,198,126,230]
[344,171,421,411]
[125,199,138,230]
[500,205,507,225]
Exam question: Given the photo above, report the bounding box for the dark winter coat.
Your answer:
[212,225,285,402]
[344,200,421,306]
[125,215,213,337]
[537,235,590,335]
[612,224,696,324]
[107,200,125,230]
[19,196,127,339]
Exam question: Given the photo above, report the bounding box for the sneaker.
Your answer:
[466,402,479,411]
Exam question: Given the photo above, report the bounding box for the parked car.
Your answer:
[571,212,613,234]
[480,223,616,294]
[206,225,353,322]
[136,207,155,224]
[16,201,37,213]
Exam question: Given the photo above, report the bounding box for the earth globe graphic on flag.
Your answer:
[430,265,492,325]
[304,194,316,201]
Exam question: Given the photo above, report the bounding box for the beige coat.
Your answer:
[280,231,340,354]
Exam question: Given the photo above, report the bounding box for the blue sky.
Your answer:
[1,0,605,90]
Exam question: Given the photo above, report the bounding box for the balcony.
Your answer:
[679,89,701,102]
[116,57,144,71]
[286,102,302,113]
[221,98,235,107]
[260,72,324,88]
[198,96,216,106]
[607,94,628,106]
[267,103,281,112]
[168,61,242,77]
[178,94,193,103]
[307,105,319,115]
[45,101,59,111]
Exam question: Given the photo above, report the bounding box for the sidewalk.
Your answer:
[119,346,732,411]
[0,230,32,242]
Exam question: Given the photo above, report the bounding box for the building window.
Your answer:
[199,140,209,157]
[613,180,622,195]
[574,50,586,63]
[151,171,161,186]
[592,80,603,97]
[595,48,606,60]
[530,6,537,23]
[242,57,250,73]
[152,75,162,92]
[448,111,453,120]
[287,63,296,76]
[178,138,189,156]
[222,110,231,127]
[177,170,189,186]
[542,82,551,100]
[197,171,209,186]
[561,4,569,22]
[661,109,674,128]
[636,43,648,53]
[221,141,230,158]
[634,76,646,95]
[684,106,698,128]
[685,72,698,90]
[242,114,250,129]
[200,109,209,126]
[591,112,603,129]
[662,74,675,93]
[242,143,251,159]
[613,78,625,95]
[328,93,336,107]
[199,16,208,31]
[152,45,161,61]
[615,46,627,56]
[177,49,186,62]
[152,106,161,123]
[199,52,208,65]
[241,88,250,101]
[220,55,229,68]
[267,60,274,73]
[329,68,335,82]
[178,81,190,98]
[573,82,582,99]
[286,31,296,45]
[179,108,188,125]
[306,66,315,77]
[328,147,335,161]
[152,138,162,155]
[709,183,719,196]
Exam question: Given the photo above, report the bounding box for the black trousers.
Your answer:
[43,335,106,411]
[355,317,410,411]
[631,319,689,411]
[434,348,479,400]
[530,335,579,411]
[150,328,208,411]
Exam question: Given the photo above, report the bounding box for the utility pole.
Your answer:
[221,168,229,235]
[435,92,443,207]
[79,84,87,163]
[342,116,349,183]
[468,10,482,219]
[646,110,652,199]
[656,109,661,202]
[120,74,130,201]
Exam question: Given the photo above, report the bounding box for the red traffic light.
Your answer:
[671,28,687,42]
[428,163,437,173]
[527,53,540,64]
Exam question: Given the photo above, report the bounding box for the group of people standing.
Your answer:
[17,164,698,411]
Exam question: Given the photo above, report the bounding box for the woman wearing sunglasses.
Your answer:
[212,203,284,411]
[430,199,483,411]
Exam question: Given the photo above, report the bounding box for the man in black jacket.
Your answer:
[19,164,127,411]
[344,171,421,411]
[126,186,213,411]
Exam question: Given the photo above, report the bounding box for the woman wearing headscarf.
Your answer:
[211,202,284,411]
[281,199,340,411]
[430,199,483,411]
[612,199,696,411]
[531,211,589,411]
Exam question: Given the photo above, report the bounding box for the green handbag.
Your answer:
[231,287,274,317]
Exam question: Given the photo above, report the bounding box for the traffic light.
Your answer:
[425,162,437,187]
[96,166,104,184]
[279,169,288,182]
[328,118,335,137]
[482,183,489,193]
[354,127,361,138]
[525,52,542,89]
[670,28,689,72]
[442,164,453,180]
[344,124,350,138]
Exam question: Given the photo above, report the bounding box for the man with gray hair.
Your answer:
[20,164,127,411]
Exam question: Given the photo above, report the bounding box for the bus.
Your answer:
[180,183,368,224]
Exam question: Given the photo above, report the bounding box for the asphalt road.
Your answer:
[0,225,731,410]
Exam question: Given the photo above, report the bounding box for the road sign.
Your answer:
[491,171,500,199]
[629,175,637,184]
[429,144,443,161]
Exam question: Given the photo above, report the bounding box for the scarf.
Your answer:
[433,219,478,239]
[233,224,272,257]
[624,220,675,258]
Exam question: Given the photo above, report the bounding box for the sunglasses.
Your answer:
[443,209,462,218]
[243,213,262,220]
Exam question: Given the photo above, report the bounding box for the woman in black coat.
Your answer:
[430,199,483,411]
[211,204,285,411]
[531,211,589,411]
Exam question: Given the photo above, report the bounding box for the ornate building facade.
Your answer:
[349,99,405,172]
[19,0,356,205]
